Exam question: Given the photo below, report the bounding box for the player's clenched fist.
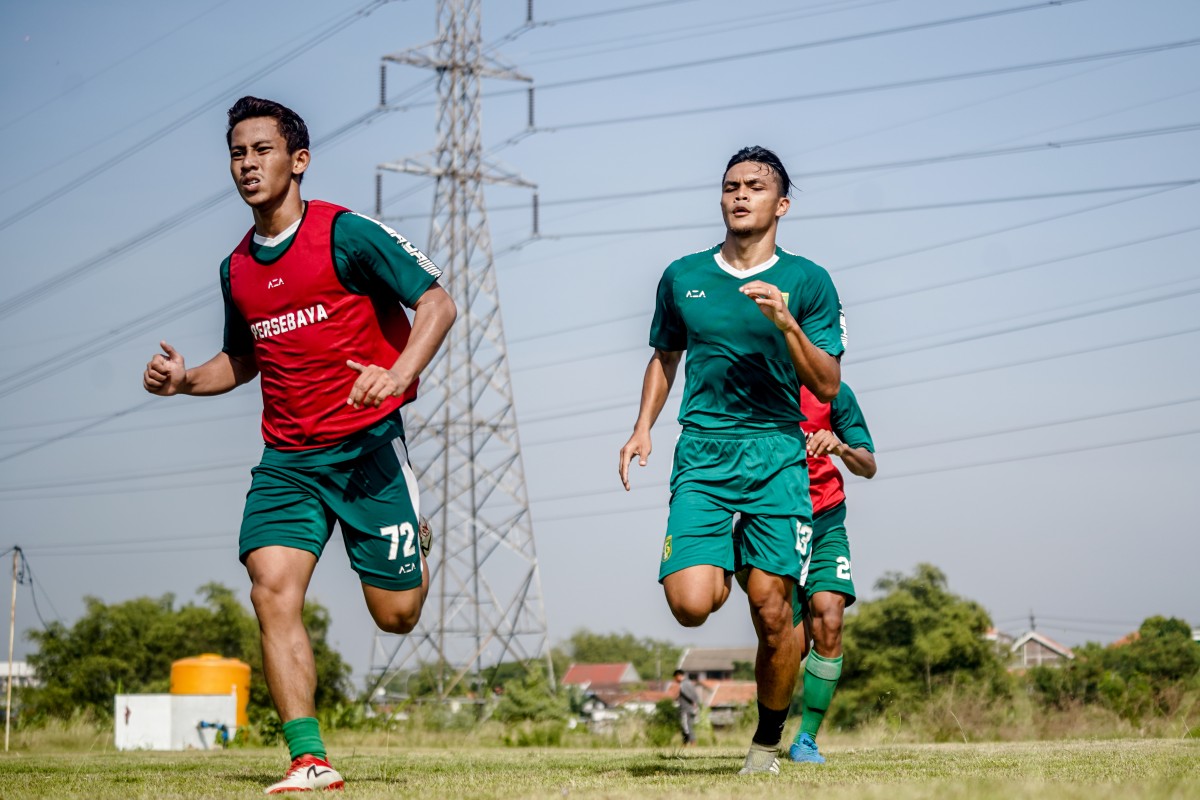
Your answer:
[346,360,407,409]
[739,279,794,332]
[143,341,187,396]
[806,428,845,458]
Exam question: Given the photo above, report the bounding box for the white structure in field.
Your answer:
[114,692,237,751]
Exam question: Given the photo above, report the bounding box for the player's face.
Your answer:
[720,161,789,236]
[228,117,308,208]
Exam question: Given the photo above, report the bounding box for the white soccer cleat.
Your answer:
[418,515,433,558]
[264,755,345,794]
[738,742,781,775]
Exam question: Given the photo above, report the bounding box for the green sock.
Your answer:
[281,717,326,761]
[797,651,842,740]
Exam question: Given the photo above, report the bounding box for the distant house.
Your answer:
[1010,631,1074,668]
[699,679,758,727]
[561,662,642,718]
[616,688,674,715]
[1193,628,1200,645]
[677,647,757,681]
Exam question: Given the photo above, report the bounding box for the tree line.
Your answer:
[18,566,1199,736]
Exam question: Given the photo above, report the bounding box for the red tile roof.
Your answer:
[560,662,640,687]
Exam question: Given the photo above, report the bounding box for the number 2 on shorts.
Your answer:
[380,523,417,560]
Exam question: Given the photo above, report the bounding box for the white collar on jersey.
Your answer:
[713,249,779,278]
[253,216,303,248]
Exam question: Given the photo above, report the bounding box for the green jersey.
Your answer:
[650,245,844,433]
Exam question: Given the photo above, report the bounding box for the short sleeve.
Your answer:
[220,257,255,357]
[797,267,845,359]
[831,382,874,452]
[333,212,441,307]
[649,265,687,351]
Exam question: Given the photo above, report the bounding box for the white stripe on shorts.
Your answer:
[391,437,421,518]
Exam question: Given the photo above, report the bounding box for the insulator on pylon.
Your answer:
[532,192,539,237]
[375,174,382,218]
[526,0,533,24]
[527,88,535,130]
[379,64,387,107]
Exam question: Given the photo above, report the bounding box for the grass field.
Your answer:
[1,738,1197,799]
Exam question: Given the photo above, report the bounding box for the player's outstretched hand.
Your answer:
[739,280,792,332]
[806,428,844,458]
[619,430,652,491]
[346,360,406,409]
[143,341,187,396]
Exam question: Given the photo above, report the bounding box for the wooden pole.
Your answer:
[5,547,18,752]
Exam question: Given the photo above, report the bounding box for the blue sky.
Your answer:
[1,0,1198,685]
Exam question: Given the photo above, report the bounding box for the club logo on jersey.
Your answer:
[249,303,329,341]
[684,290,706,298]
[662,535,672,562]
[267,277,285,289]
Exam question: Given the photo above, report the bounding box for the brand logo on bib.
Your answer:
[267,278,285,289]
[685,290,706,298]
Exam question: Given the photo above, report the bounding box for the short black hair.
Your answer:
[226,96,309,182]
[724,145,791,197]
[673,669,686,678]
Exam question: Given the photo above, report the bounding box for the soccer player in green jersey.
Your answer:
[619,146,845,775]
[143,97,456,793]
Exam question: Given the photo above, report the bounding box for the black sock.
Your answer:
[752,701,789,747]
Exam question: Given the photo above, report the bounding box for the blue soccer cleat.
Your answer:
[788,732,826,764]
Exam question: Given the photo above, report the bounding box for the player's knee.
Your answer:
[370,599,423,635]
[666,595,712,627]
[249,578,302,623]
[748,593,793,644]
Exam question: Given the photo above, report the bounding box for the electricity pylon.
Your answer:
[367,0,552,703]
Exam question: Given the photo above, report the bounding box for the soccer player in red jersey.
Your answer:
[143,97,456,793]
[788,381,876,764]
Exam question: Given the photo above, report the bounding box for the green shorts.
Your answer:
[659,427,812,584]
[792,501,856,626]
[239,436,424,591]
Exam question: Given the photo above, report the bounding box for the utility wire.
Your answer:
[530,39,1200,131]
[488,0,1094,99]
[0,0,395,233]
[0,0,237,136]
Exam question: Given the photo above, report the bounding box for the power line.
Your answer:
[0,399,158,465]
[0,0,237,136]
[18,121,1191,399]
[530,39,1200,132]
[0,75,433,319]
[536,174,1200,239]
[522,0,900,66]
[0,0,395,233]
[496,0,1094,99]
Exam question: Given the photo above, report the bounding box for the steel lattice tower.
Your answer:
[368,0,551,701]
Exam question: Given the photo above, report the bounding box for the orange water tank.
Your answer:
[170,654,251,727]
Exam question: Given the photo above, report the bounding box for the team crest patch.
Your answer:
[662,535,672,562]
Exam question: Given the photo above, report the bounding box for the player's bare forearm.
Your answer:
[633,349,680,432]
[619,349,680,490]
[389,283,458,387]
[839,446,877,479]
[781,318,840,402]
[186,352,258,396]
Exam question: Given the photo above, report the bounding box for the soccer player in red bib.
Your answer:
[788,381,876,764]
[143,97,456,793]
